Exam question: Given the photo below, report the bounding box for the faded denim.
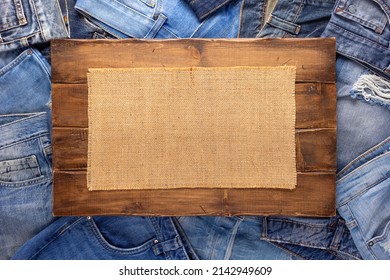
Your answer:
[0,48,54,260]
[0,0,68,52]
[74,0,242,39]
[12,216,196,260]
[177,216,301,260]
[322,0,390,82]
[184,0,235,20]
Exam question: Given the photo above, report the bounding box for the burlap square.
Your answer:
[87,66,296,190]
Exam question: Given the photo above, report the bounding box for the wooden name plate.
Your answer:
[52,38,336,217]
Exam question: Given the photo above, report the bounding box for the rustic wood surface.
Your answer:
[52,38,336,217]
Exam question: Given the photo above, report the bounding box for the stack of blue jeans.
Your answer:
[1,0,389,260]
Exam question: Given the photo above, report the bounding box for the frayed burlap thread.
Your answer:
[87,66,297,190]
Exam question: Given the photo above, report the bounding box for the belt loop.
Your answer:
[330,219,345,250]
[145,13,167,38]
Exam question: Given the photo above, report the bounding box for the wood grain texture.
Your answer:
[52,83,336,129]
[52,127,336,172]
[51,38,336,84]
[53,171,335,216]
[52,38,337,217]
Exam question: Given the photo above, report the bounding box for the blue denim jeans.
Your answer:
[0,48,54,260]
[177,216,301,259]
[322,0,390,81]
[0,0,68,53]
[74,0,242,39]
[12,216,196,260]
[238,0,390,260]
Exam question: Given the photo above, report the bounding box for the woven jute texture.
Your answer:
[87,66,297,190]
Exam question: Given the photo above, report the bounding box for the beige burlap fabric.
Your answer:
[87,66,297,190]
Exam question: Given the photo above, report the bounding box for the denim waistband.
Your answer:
[336,136,390,206]
[321,0,390,79]
[0,0,68,52]
[0,113,50,149]
[75,0,172,38]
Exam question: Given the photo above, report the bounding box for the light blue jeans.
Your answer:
[74,0,242,39]
[0,48,55,260]
[0,0,68,52]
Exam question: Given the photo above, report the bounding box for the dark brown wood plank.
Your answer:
[51,38,336,84]
[53,171,335,216]
[52,83,336,129]
[53,127,336,172]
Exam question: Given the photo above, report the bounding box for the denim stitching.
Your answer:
[335,1,386,32]
[29,0,45,41]
[88,217,156,255]
[224,219,241,260]
[337,138,390,178]
[38,137,53,177]
[27,217,84,260]
[31,49,51,79]
[198,0,233,20]
[0,31,40,47]
[337,173,390,207]
[0,49,29,77]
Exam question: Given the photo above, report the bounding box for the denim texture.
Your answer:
[184,0,234,20]
[0,48,53,259]
[12,216,196,260]
[74,0,242,39]
[0,48,54,260]
[322,0,390,81]
[336,137,390,259]
[177,216,300,260]
[0,0,68,53]
[238,0,267,38]
[257,0,336,38]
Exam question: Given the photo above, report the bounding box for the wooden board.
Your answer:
[52,38,336,217]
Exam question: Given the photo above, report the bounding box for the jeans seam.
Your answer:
[344,204,378,260]
[38,136,53,176]
[55,0,70,37]
[88,217,156,255]
[29,0,45,41]
[198,0,233,20]
[336,167,390,206]
[27,217,84,260]
[32,49,51,79]
[328,22,389,51]
[237,0,245,37]
[224,219,241,260]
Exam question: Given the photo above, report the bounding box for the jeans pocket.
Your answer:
[334,0,387,34]
[367,220,390,259]
[0,134,52,188]
[87,217,157,255]
[0,155,42,183]
[0,0,27,32]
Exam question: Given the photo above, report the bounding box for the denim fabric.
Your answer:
[238,0,267,38]
[12,216,196,260]
[177,216,300,260]
[184,0,234,20]
[336,137,390,259]
[257,0,336,38]
[0,48,54,260]
[335,57,390,169]
[0,0,68,52]
[322,0,390,81]
[74,0,242,39]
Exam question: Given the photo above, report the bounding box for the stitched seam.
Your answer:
[88,218,155,254]
[337,174,390,207]
[199,0,232,20]
[29,0,45,41]
[27,217,84,259]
